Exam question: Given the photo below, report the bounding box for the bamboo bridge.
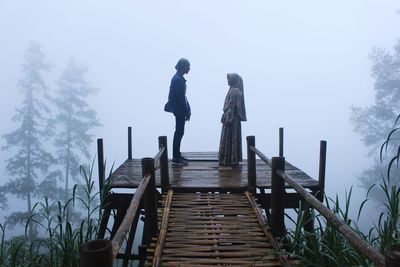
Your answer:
[79,127,396,267]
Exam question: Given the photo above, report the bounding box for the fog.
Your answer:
[0,1,399,226]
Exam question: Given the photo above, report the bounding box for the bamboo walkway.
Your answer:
[146,190,298,266]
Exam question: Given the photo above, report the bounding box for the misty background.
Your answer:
[0,1,399,229]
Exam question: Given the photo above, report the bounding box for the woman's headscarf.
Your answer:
[227,73,247,121]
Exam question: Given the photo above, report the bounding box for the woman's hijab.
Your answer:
[227,73,247,121]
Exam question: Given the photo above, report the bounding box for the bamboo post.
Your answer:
[97,138,105,195]
[386,244,400,267]
[271,156,285,237]
[246,136,256,192]
[279,127,284,157]
[317,140,327,201]
[141,158,158,246]
[128,127,132,160]
[80,239,113,267]
[159,136,169,194]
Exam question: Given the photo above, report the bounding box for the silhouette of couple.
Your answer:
[164,58,247,167]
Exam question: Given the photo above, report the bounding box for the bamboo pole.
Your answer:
[245,191,292,267]
[153,146,165,169]
[250,146,271,166]
[277,170,386,267]
[110,174,151,258]
[152,189,174,267]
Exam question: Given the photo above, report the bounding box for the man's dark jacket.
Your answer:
[165,73,191,117]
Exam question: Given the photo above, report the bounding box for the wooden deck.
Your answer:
[109,152,318,192]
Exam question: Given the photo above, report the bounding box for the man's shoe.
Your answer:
[180,156,189,162]
[172,158,188,166]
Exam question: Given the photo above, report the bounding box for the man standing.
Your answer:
[164,58,191,166]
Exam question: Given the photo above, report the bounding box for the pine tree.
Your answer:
[53,58,101,201]
[2,42,53,238]
[0,186,7,210]
[350,39,400,200]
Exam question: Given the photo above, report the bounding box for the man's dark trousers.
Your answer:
[173,115,185,159]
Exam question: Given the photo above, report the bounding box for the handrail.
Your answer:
[110,173,151,258]
[83,133,170,266]
[276,169,385,267]
[246,133,387,266]
[154,145,165,170]
[250,145,271,166]
[111,142,165,250]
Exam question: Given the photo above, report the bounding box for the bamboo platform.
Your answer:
[146,190,298,266]
[109,152,318,192]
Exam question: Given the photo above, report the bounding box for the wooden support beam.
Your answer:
[317,140,327,201]
[128,127,132,160]
[122,211,140,267]
[97,138,105,196]
[246,136,256,192]
[142,158,158,246]
[80,239,113,267]
[159,136,169,194]
[271,157,285,237]
[279,127,284,157]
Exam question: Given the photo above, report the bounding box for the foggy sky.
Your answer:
[0,1,399,217]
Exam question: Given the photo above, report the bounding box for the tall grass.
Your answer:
[285,176,400,266]
[0,163,102,267]
[285,188,373,266]
[285,118,400,266]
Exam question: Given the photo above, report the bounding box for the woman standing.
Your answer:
[218,73,247,166]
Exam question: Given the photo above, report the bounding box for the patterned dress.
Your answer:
[219,86,246,166]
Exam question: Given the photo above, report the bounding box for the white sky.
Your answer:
[0,1,399,219]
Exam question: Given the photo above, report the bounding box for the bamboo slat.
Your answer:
[146,192,298,266]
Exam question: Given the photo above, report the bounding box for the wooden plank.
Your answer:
[109,156,317,191]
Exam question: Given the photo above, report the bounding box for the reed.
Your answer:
[285,176,400,266]
[0,161,108,267]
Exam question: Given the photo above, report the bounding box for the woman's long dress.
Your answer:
[218,87,243,166]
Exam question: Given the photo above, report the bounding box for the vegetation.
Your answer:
[52,58,101,201]
[1,42,54,239]
[1,42,101,238]
[285,119,400,266]
[350,39,400,201]
[0,164,101,267]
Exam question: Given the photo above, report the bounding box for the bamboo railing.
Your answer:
[245,128,399,267]
[80,130,169,267]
